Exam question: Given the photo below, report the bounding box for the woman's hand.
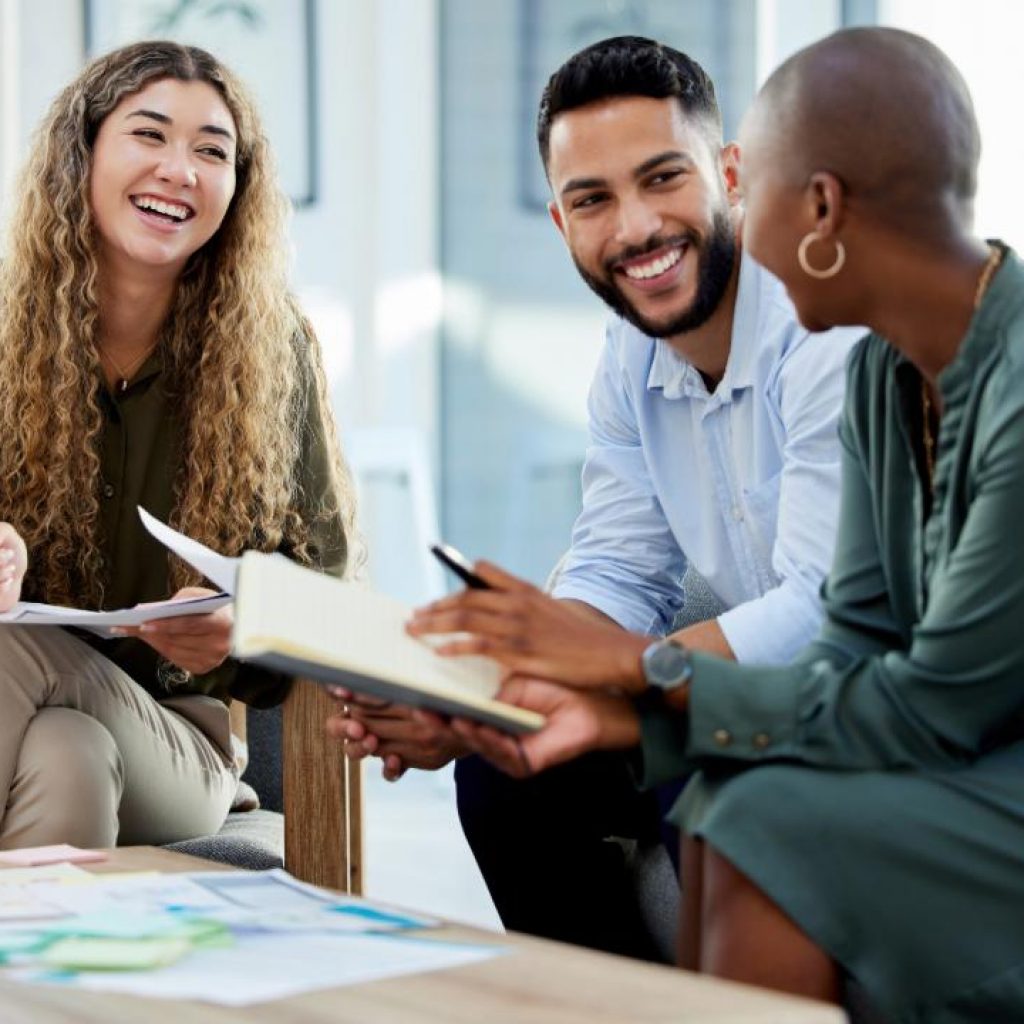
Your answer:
[0,523,28,614]
[116,586,233,675]
[442,678,641,778]
[324,687,467,781]
[406,561,649,692]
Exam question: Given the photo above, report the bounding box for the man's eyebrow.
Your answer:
[126,109,235,143]
[559,150,694,198]
[560,176,607,199]
[633,150,692,177]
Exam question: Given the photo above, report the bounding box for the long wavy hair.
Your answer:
[0,41,359,609]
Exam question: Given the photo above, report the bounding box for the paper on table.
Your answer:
[15,931,505,1004]
[40,935,194,971]
[181,870,437,931]
[0,866,90,887]
[0,865,90,923]
[21,868,436,935]
[0,845,107,868]
[27,873,231,918]
[137,507,239,595]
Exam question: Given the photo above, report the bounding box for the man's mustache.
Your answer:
[605,233,697,274]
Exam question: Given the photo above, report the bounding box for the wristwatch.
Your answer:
[640,638,693,694]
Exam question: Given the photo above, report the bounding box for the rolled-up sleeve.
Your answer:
[552,329,686,635]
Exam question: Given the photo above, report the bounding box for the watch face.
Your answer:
[643,640,692,690]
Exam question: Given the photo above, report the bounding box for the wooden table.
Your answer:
[0,847,846,1024]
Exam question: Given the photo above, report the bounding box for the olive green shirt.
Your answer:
[639,243,1024,782]
[79,343,347,708]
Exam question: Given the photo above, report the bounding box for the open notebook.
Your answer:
[233,552,544,735]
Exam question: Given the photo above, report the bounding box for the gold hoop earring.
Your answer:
[797,232,846,279]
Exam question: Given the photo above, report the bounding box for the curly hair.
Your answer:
[0,40,359,609]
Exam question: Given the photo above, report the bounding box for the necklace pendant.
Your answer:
[118,378,129,393]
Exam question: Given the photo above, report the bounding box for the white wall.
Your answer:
[879,0,1024,249]
[756,0,841,81]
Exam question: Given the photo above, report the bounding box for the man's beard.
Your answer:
[573,209,737,340]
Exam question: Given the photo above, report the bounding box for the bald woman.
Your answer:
[422,26,1024,1022]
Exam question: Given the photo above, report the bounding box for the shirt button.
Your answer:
[712,728,732,747]
[753,732,772,751]
[102,483,116,499]
[731,505,744,521]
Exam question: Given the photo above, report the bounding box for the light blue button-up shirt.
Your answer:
[552,254,864,665]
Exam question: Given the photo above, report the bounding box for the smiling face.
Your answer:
[547,95,740,340]
[89,77,238,278]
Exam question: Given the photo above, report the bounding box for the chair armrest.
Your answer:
[282,680,363,893]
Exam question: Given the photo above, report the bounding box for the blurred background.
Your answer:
[2,0,1020,926]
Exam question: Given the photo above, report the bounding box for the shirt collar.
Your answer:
[646,250,762,400]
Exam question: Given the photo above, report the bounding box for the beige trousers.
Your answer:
[0,625,238,849]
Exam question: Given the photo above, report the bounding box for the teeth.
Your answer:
[624,247,682,280]
[132,196,190,221]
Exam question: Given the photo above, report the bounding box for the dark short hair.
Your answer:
[537,35,722,172]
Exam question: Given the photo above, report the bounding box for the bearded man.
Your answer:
[337,35,864,960]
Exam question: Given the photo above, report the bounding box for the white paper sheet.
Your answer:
[137,507,239,595]
[0,594,230,636]
[0,507,236,635]
[14,932,505,1004]
[6,868,436,934]
[0,865,90,923]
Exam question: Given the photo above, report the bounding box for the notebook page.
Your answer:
[234,554,501,701]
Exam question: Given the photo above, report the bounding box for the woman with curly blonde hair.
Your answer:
[0,40,356,848]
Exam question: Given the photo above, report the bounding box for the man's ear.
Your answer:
[807,172,846,237]
[720,143,742,205]
[548,200,566,239]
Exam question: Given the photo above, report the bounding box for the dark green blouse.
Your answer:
[639,244,1024,780]
[78,341,347,708]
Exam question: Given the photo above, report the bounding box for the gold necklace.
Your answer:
[99,343,159,393]
[921,383,936,485]
[920,244,1003,488]
[972,243,1003,309]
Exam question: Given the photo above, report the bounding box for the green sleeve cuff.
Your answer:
[687,653,799,762]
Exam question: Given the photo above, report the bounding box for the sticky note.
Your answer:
[0,845,107,868]
[39,936,192,971]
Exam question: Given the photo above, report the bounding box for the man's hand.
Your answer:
[0,523,27,614]
[115,587,233,675]
[407,561,649,693]
[325,688,467,781]
[445,678,641,778]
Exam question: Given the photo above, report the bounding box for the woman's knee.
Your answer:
[1,708,124,848]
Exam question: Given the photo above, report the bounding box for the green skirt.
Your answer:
[674,739,1024,1023]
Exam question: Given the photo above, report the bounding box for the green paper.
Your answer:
[39,936,192,972]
